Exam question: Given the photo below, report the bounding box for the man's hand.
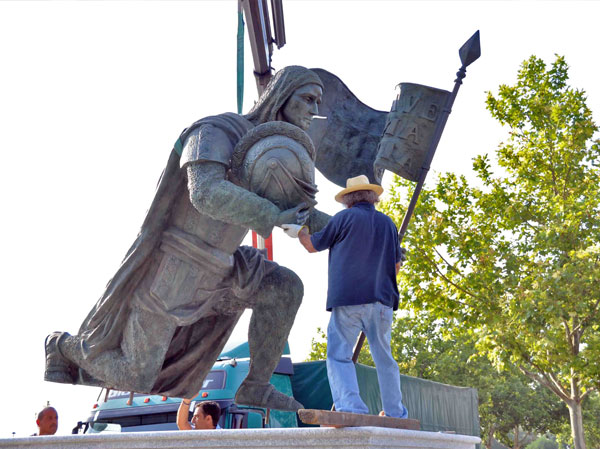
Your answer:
[176,397,194,431]
[398,247,407,267]
[298,226,317,253]
[280,224,306,238]
[396,247,407,275]
[275,202,309,227]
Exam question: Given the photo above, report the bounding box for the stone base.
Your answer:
[0,427,480,449]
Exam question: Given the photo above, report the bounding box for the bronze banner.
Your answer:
[375,83,450,182]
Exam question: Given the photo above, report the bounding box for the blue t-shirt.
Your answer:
[310,202,401,311]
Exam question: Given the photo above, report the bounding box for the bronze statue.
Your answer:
[45,66,329,411]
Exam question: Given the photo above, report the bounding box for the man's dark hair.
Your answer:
[37,406,56,421]
[198,401,221,427]
[341,190,380,208]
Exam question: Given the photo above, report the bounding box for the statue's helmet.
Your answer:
[230,121,318,211]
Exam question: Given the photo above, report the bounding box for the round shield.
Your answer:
[231,122,318,211]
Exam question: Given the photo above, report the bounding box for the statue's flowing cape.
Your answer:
[76,113,255,395]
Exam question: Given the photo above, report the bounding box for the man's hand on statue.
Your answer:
[281,224,307,238]
[399,247,407,266]
[275,202,308,227]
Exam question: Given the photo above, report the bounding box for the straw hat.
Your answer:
[334,175,383,203]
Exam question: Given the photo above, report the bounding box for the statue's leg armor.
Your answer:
[235,265,304,411]
[50,305,177,393]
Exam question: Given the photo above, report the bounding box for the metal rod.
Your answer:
[398,29,480,242]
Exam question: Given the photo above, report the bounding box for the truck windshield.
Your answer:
[201,370,226,390]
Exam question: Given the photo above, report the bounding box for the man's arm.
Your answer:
[176,399,193,430]
[298,227,317,253]
[396,262,401,275]
[283,212,338,253]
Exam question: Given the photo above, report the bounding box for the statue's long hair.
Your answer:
[244,66,323,125]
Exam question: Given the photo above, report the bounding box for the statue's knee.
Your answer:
[278,266,304,307]
[256,266,303,310]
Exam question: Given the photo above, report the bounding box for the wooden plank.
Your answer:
[298,409,420,430]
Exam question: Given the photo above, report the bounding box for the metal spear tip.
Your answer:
[459,30,481,68]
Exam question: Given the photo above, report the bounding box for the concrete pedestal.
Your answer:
[1,427,480,449]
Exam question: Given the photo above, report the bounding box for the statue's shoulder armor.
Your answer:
[180,123,232,168]
[178,113,255,169]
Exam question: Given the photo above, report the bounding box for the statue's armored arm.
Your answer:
[306,209,331,234]
[187,162,281,238]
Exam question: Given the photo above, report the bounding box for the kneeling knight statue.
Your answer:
[45,66,330,411]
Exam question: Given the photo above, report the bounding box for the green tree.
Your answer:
[527,435,559,449]
[554,393,600,449]
[390,312,566,449]
[379,55,600,449]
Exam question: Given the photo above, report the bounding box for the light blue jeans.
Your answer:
[326,302,408,418]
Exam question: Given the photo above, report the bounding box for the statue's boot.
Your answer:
[235,379,303,412]
[44,332,77,384]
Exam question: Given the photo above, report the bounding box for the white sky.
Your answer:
[0,0,599,438]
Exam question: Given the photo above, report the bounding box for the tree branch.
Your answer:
[518,364,570,402]
[562,165,572,201]
[580,386,596,402]
[522,220,539,232]
[422,251,482,305]
[433,247,471,280]
[574,295,600,336]
[548,371,571,399]
[562,318,574,353]
[548,145,559,197]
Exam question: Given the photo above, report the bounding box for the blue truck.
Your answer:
[74,342,480,437]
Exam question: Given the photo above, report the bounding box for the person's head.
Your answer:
[245,66,323,131]
[341,189,380,208]
[334,174,383,208]
[191,401,220,430]
[36,406,58,436]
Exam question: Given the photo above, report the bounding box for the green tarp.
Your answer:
[291,361,480,437]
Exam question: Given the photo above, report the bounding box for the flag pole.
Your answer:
[398,30,481,243]
[351,31,481,366]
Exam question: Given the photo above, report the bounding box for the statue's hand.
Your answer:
[275,203,309,227]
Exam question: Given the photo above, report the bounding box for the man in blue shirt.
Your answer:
[284,174,408,418]
[177,399,221,430]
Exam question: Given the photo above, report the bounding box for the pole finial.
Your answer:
[459,30,481,68]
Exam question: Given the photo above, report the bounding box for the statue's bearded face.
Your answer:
[279,84,323,131]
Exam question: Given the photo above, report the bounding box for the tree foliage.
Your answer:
[527,435,559,449]
[379,55,600,449]
[388,313,566,449]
